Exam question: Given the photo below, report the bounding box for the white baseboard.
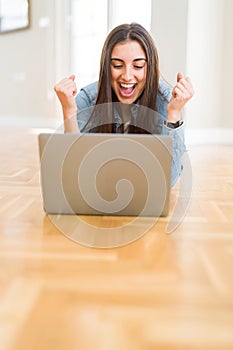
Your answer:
[0,115,61,129]
[185,128,233,145]
[1,116,233,145]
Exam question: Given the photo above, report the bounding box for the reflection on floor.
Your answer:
[0,128,233,350]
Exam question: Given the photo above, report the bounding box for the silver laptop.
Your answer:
[38,133,173,217]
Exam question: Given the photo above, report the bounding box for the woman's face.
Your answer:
[110,40,147,104]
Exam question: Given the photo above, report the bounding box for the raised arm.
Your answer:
[54,75,79,133]
[166,72,194,123]
[160,72,194,187]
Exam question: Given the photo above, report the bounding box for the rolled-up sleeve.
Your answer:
[162,122,186,187]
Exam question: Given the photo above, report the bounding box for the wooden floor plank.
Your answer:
[0,129,232,350]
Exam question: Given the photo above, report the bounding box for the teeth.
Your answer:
[120,83,135,88]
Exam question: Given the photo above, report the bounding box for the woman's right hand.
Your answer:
[54,74,78,120]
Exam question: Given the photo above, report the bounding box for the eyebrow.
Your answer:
[111,58,147,62]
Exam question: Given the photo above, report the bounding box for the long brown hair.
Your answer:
[82,23,160,133]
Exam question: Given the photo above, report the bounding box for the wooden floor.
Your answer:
[0,128,233,350]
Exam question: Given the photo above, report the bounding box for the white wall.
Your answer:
[0,0,233,135]
[186,0,225,129]
[151,0,233,134]
[151,0,189,85]
[0,0,69,128]
[222,0,233,128]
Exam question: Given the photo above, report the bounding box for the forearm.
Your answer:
[166,110,181,123]
[54,75,79,133]
[63,114,79,133]
[63,107,79,133]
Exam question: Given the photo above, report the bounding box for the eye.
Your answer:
[134,65,144,69]
[113,65,123,69]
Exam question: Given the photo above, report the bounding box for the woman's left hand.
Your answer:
[166,72,194,123]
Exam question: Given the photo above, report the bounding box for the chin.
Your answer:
[120,99,134,105]
[117,94,138,105]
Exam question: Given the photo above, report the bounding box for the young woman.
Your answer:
[54,23,194,186]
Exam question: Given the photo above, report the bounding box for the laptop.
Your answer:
[38,133,173,217]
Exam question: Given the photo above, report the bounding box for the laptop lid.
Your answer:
[38,133,173,217]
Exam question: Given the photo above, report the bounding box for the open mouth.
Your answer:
[119,82,136,98]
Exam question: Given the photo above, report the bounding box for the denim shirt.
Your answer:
[75,78,186,187]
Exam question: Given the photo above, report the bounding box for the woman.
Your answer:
[54,23,194,186]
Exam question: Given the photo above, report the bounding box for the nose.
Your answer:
[121,65,133,81]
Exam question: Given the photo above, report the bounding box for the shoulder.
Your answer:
[75,81,98,110]
[80,81,98,102]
